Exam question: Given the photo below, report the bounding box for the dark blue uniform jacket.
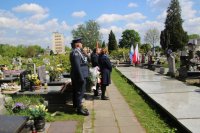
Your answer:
[70,48,89,83]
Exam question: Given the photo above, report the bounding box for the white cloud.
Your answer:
[147,0,170,10]
[156,10,167,22]
[126,21,163,42]
[100,20,164,43]
[128,3,138,8]
[12,3,48,14]
[97,13,146,23]
[184,17,200,34]
[72,11,86,18]
[0,7,71,48]
[100,26,124,42]
[180,0,197,20]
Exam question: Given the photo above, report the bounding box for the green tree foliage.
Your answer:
[188,34,200,39]
[0,44,44,58]
[102,41,106,48]
[109,48,129,61]
[71,20,102,49]
[140,43,151,54]
[160,0,188,52]
[155,46,162,52]
[119,29,141,48]
[108,30,118,53]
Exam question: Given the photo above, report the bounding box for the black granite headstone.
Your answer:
[20,70,31,91]
[0,115,29,133]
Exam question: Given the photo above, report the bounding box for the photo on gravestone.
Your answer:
[27,63,36,74]
[20,70,31,91]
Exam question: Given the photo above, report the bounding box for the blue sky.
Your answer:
[0,0,200,48]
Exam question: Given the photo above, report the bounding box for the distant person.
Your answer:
[91,48,100,96]
[70,38,89,116]
[98,48,112,100]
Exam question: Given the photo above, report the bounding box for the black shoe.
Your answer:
[81,106,88,112]
[101,96,109,100]
[94,94,99,97]
[77,109,89,116]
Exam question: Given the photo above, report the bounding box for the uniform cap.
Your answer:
[73,37,82,43]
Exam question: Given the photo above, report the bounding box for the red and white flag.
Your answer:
[132,44,140,64]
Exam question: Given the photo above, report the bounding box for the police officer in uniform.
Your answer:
[70,38,89,116]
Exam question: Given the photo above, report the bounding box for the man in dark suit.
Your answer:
[70,38,89,116]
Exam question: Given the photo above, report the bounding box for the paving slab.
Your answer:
[94,127,119,133]
[117,67,200,133]
[48,121,77,133]
[92,82,145,133]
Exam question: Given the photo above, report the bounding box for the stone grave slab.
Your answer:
[179,119,200,133]
[149,92,200,119]
[134,80,198,94]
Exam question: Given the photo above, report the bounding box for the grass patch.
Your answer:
[5,95,84,133]
[112,69,177,133]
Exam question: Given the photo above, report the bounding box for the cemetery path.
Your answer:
[83,81,145,133]
[117,66,200,133]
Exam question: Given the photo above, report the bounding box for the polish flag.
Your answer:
[129,45,134,63]
[133,44,140,64]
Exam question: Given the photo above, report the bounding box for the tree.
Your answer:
[140,43,151,54]
[72,20,102,49]
[160,0,188,52]
[119,29,141,48]
[102,41,106,48]
[108,30,118,53]
[189,34,200,39]
[144,28,160,55]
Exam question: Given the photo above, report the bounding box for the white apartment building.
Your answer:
[52,32,65,54]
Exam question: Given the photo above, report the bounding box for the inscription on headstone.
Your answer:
[20,70,31,91]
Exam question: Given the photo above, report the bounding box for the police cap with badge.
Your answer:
[71,38,82,48]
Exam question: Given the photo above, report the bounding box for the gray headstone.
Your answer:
[168,55,176,75]
[37,65,46,83]
[0,94,7,115]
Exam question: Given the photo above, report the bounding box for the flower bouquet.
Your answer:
[89,66,101,90]
[27,74,41,90]
[48,64,64,81]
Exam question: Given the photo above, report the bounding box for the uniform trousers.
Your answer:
[72,78,86,109]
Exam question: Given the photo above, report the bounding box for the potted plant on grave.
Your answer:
[29,104,48,131]
[27,74,41,90]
